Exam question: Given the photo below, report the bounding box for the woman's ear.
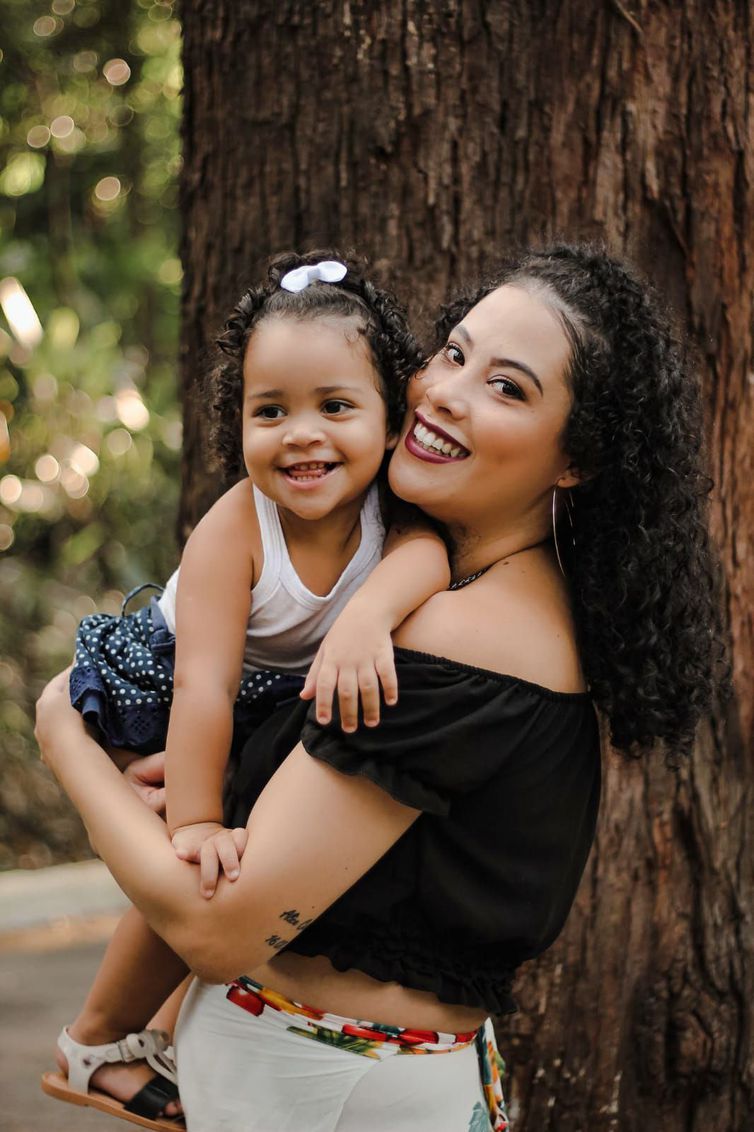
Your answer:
[558,463,594,490]
[385,430,400,451]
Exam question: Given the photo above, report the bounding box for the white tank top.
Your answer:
[158,483,385,676]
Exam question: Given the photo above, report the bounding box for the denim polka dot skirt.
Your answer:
[69,588,305,755]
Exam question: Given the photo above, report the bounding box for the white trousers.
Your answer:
[175,979,495,1132]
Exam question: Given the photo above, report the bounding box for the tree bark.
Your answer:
[179,2,754,1127]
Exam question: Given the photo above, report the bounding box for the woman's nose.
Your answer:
[422,370,467,419]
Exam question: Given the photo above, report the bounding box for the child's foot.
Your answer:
[51,1023,183,1122]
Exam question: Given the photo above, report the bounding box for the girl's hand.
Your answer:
[171,821,249,899]
[300,605,398,732]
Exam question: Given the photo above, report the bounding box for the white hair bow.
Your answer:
[279,260,348,293]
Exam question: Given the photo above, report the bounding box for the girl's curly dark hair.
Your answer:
[433,243,731,760]
[207,250,422,479]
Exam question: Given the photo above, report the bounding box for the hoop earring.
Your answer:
[552,486,575,578]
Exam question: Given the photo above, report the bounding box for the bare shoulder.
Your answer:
[192,479,257,533]
[182,479,262,580]
[393,550,588,695]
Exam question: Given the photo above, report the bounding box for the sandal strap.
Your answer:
[58,1026,177,1093]
[124,1074,180,1120]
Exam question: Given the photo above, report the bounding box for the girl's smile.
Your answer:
[279,460,341,485]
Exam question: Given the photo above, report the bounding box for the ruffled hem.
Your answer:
[285,920,518,1016]
[70,662,171,753]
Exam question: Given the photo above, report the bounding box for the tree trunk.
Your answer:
[179,2,754,1127]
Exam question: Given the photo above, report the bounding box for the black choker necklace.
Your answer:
[448,565,492,590]
[448,536,550,591]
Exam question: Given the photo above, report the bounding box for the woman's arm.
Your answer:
[36,674,418,983]
[164,482,256,838]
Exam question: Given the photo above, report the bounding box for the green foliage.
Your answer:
[0,0,181,869]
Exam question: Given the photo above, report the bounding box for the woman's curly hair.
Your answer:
[433,244,731,760]
[207,250,422,479]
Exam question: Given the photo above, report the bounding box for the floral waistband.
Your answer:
[226,975,508,1129]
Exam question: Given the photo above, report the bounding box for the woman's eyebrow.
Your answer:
[455,323,544,398]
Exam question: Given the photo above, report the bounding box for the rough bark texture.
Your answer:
[179,2,754,1127]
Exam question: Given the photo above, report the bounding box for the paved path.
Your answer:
[0,862,130,1132]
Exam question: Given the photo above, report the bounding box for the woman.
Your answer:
[36,244,726,1131]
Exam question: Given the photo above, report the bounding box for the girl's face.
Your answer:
[388,284,577,530]
[242,316,394,521]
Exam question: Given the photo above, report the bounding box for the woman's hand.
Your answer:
[123,752,168,815]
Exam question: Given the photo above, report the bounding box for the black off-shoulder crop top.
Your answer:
[226,647,601,1015]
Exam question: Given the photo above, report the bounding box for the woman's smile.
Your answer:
[404,412,471,463]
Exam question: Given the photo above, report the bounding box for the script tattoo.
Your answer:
[279,909,314,932]
[264,934,289,951]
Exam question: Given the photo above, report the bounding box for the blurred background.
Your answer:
[0,0,182,871]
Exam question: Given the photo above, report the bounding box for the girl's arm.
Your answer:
[35,674,418,983]
[301,513,450,730]
[164,482,257,862]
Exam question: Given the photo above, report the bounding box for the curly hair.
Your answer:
[432,244,731,760]
[207,250,422,480]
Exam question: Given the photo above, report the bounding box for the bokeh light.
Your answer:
[0,474,22,505]
[94,176,122,202]
[35,454,60,483]
[27,125,51,149]
[50,115,75,139]
[0,279,44,349]
[33,16,60,37]
[60,467,89,498]
[69,444,100,476]
[103,58,132,86]
[115,388,150,430]
[106,427,133,455]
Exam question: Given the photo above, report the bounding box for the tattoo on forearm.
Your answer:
[264,934,289,952]
[279,909,313,932]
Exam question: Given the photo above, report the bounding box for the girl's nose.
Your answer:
[282,415,327,447]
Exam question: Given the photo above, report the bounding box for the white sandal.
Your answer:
[41,1026,184,1132]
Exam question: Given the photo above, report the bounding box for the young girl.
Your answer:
[46,252,450,1130]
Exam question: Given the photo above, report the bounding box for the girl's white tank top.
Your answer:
[158,483,385,676]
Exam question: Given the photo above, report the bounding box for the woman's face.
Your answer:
[388,284,577,531]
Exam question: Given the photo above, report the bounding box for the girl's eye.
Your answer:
[255,405,285,419]
[489,377,524,401]
[442,342,464,365]
[322,399,352,415]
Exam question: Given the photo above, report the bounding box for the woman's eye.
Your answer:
[322,399,351,415]
[443,342,464,365]
[255,405,285,419]
[489,377,524,401]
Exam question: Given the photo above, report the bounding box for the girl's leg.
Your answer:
[56,903,188,1112]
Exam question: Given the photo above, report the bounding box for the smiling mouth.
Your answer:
[408,416,470,460]
[280,461,340,482]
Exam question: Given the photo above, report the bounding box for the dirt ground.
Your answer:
[0,932,119,1131]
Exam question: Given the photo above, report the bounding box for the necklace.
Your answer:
[448,565,492,590]
[448,536,550,591]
